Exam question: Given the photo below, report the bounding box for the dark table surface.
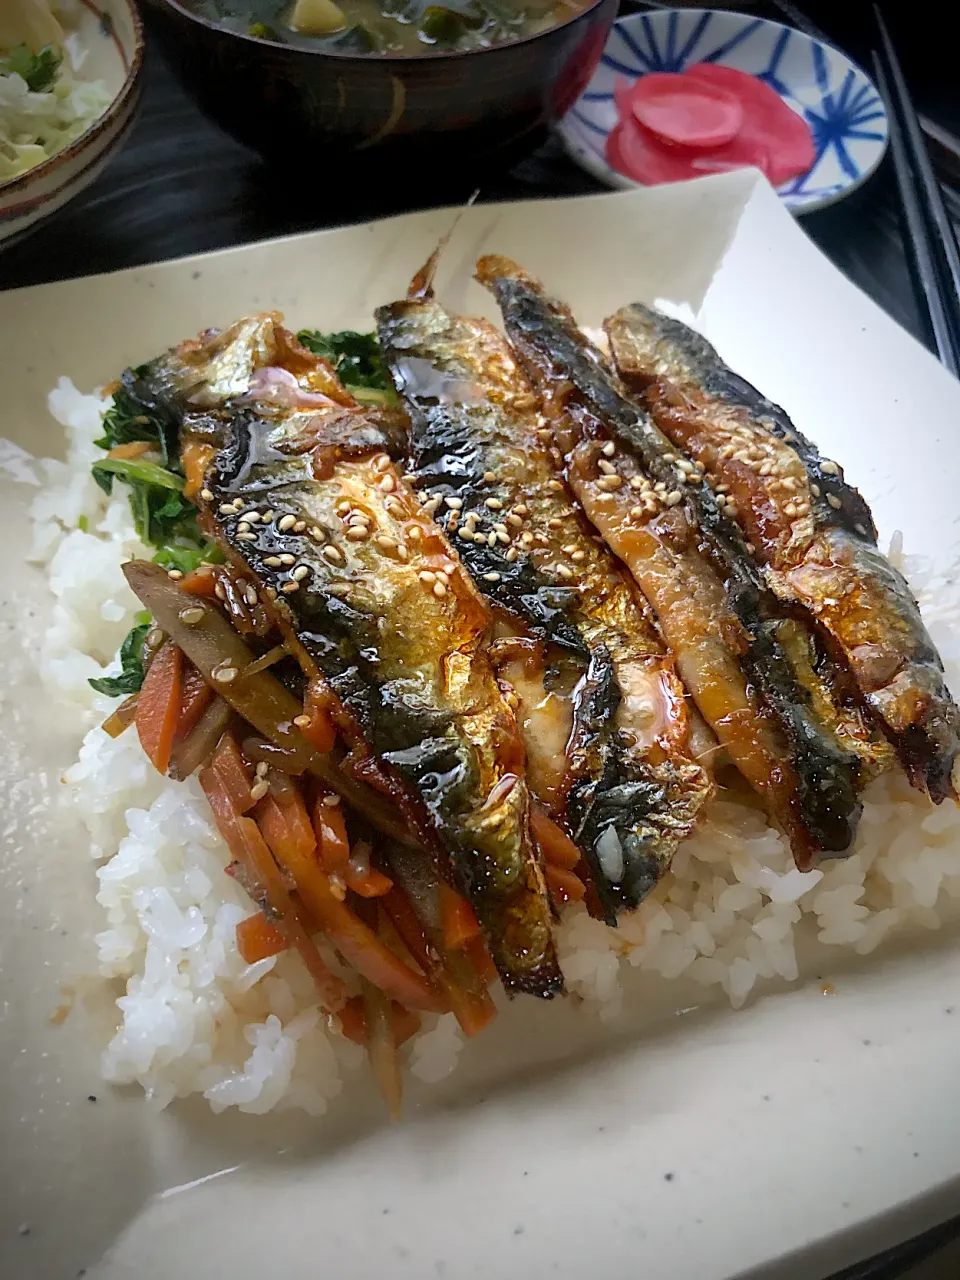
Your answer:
[2,2,959,1275]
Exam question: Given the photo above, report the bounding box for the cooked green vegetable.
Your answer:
[94,363,181,466]
[89,615,151,697]
[1,43,62,92]
[296,330,398,405]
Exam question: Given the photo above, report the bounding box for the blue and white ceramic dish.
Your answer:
[557,8,889,215]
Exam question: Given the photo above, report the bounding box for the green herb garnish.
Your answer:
[297,329,399,405]
[1,44,62,92]
[89,618,151,697]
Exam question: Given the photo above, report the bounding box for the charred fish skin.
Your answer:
[377,293,711,919]
[477,255,865,863]
[166,318,563,998]
[606,304,960,802]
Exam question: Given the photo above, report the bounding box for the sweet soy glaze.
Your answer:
[186,0,592,54]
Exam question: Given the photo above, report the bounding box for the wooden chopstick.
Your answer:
[871,7,960,375]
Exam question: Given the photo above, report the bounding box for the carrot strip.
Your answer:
[545,864,587,904]
[338,995,422,1049]
[439,881,482,950]
[199,765,345,1010]
[256,814,445,1013]
[344,864,394,898]
[465,936,499,987]
[135,640,182,775]
[107,441,153,460]
[175,663,214,741]
[312,796,350,874]
[530,804,582,870]
[383,890,496,1038]
[236,912,289,963]
[181,439,215,501]
[257,787,317,862]
[210,731,256,814]
[180,565,220,598]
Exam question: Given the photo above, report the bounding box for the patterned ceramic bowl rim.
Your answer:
[558,7,890,215]
[156,0,610,63]
[0,0,144,200]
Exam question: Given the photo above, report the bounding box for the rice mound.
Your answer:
[28,379,960,1115]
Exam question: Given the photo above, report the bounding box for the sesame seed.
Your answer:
[598,475,623,491]
[408,525,423,542]
[178,606,205,626]
[264,556,283,568]
[820,460,840,475]
[505,547,519,562]
[506,513,524,529]
[601,441,616,458]
[419,571,436,584]
[250,779,269,803]
[521,532,534,547]
[855,523,868,536]
[485,498,503,510]
[663,453,676,463]
[308,526,325,543]
[547,480,563,492]
[562,543,577,554]
[433,581,447,598]
[548,517,563,529]
[236,531,256,542]
[244,586,258,605]
[796,502,810,516]
[166,569,184,581]
[780,476,798,491]
[336,500,352,514]
[376,535,398,553]
[537,427,553,440]
[293,520,306,533]
[556,565,574,580]
[346,526,369,541]
[434,572,449,587]
[232,498,244,510]
[219,503,236,515]
[322,794,341,807]
[256,761,269,778]
[422,497,441,516]
[237,521,251,534]
[214,665,238,684]
[513,504,530,517]
[719,445,735,460]
[493,523,509,536]
[665,490,683,507]
[483,571,501,582]
[445,496,463,510]
[483,532,495,548]
[745,542,756,555]
[759,462,773,477]
[571,550,586,563]
[243,510,263,524]
[292,565,310,581]
[629,476,645,490]
[261,510,275,523]
[379,475,396,493]
[630,505,645,519]
[496,531,510,545]
[324,546,345,563]
[278,514,297,532]
[726,503,738,518]
[598,458,616,476]
[214,582,226,601]
[810,484,821,498]
[374,453,392,473]
[347,513,370,527]
[281,581,300,594]
[827,493,842,510]
[200,489,214,501]
[385,498,405,517]
[784,502,798,518]
[677,458,695,474]
[278,553,296,566]
[483,471,496,483]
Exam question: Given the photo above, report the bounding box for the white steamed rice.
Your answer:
[26,378,960,1115]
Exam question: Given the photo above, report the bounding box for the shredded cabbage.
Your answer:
[0,53,111,184]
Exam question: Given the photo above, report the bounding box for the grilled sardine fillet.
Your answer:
[153,314,563,996]
[606,304,957,801]
[477,255,868,870]
[376,285,711,920]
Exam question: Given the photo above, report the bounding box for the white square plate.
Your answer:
[2,170,960,1280]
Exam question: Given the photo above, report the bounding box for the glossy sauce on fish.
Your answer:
[165,315,563,996]
[606,304,958,802]
[377,287,711,918]
[476,255,868,869]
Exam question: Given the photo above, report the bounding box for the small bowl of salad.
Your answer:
[0,0,143,247]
